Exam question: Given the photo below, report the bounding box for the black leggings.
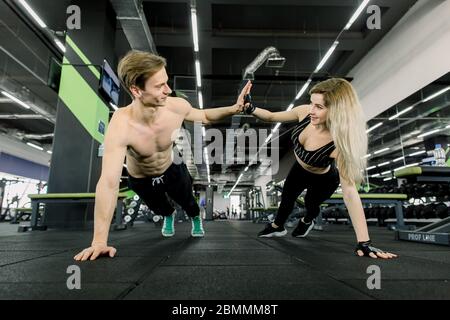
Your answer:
[128,162,199,218]
[274,161,340,227]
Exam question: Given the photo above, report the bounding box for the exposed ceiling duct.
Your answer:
[0,125,52,143]
[0,124,51,166]
[0,46,56,123]
[110,0,156,53]
[243,46,286,80]
[23,133,54,140]
[0,46,47,85]
[0,114,46,120]
[220,47,285,177]
[0,81,56,123]
[0,131,50,166]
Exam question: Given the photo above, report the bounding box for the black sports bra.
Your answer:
[291,114,335,168]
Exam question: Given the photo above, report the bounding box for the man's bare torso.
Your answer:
[118,98,186,177]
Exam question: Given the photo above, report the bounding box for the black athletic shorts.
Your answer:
[128,162,199,217]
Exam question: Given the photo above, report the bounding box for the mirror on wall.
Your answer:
[365,71,450,188]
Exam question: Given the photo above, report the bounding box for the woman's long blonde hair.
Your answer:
[309,78,368,184]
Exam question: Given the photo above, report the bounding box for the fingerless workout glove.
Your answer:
[355,240,384,257]
[244,94,256,114]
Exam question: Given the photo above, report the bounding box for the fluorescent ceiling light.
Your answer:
[27,142,43,151]
[18,0,47,28]
[190,8,199,52]
[1,91,31,109]
[408,150,426,156]
[374,147,390,154]
[389,106,413,120]
[418,129,442,138]
[198,91,203,109]
[295,79,312,100]
[195,60,202,87]
[109,102,118,110]
[422,86,450,103]
[272,123,281,132]
[344,0,371,30]
[54,39,66,52]
[203,147,209,165]
[366,122,383,133]
[393,156,405,162]
[314,41,339,73]
[394,162,419,171]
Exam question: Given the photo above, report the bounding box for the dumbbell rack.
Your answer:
[395,166,450,246]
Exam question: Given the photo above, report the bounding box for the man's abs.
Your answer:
[119,104,185,177]
[126,147,173,177]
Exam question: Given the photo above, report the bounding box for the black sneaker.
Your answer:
[292,218,315,238]
[258,223,287,237]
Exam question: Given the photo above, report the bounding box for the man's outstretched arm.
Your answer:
[184,81,252,124]
[74,111,127,261]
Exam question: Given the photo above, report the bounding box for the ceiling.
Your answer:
[5,0,449,193]
[141,0,419,191]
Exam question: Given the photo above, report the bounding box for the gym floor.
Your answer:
[0,220,449,300]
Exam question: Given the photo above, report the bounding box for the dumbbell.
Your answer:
[388,207,396,219]
[422,204,436,219]
[405,206,414,219]
[415,204,425,219]
[364,207,371,219]
[436,203,449,219]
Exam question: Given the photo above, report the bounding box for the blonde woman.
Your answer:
[247,78,397,259]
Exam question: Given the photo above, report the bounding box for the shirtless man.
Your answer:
[74,50,251,261]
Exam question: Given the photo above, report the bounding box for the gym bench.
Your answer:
[322,193,408,229]
[250,207,279,223]
[295,193,408,230]
[19,192,129,232]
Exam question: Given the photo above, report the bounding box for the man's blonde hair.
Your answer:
[117,50,167,91]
